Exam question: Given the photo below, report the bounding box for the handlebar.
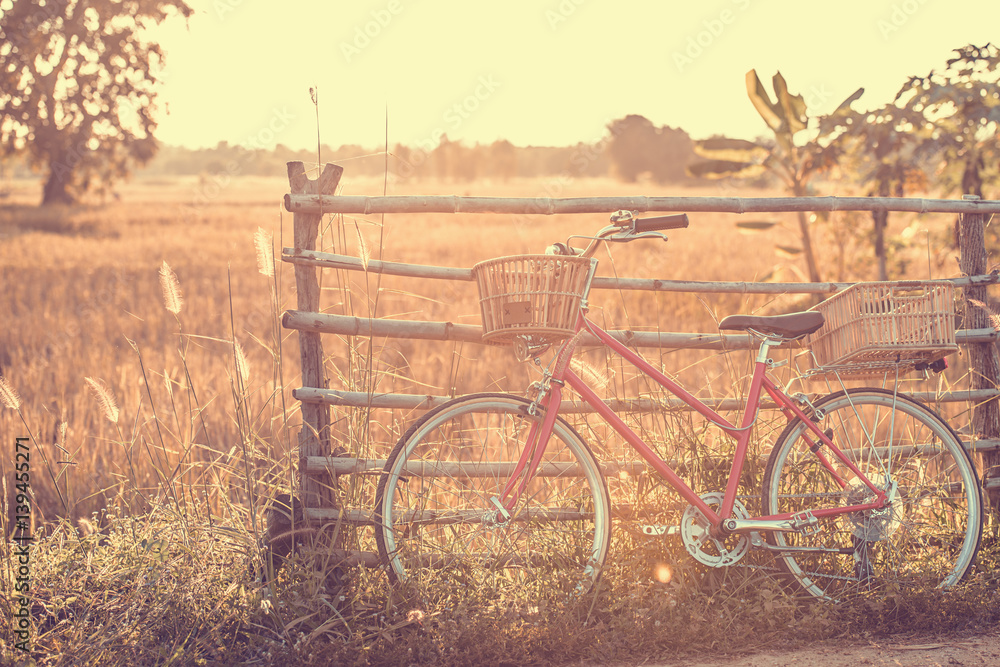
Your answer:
[632,213,689,234]
[554,210,689,259]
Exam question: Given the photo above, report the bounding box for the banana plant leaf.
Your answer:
[746,69,784,132]
[693,138,770,162]
[686,160,768,180]
[735,220,780,232]
[775,245,803,257]
[772,72,807,133]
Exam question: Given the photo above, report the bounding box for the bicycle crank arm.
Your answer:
[722,511,822,535]
[642,524,679,536]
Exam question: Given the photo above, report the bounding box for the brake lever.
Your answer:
[563,230,668,248]
[628,231,669,243]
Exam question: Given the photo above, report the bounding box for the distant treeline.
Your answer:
[0,114,756,187]
[139,114,707,184]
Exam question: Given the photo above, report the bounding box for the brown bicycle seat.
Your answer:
[717,311,825,338]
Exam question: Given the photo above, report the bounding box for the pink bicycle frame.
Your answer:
[496,313,888,530]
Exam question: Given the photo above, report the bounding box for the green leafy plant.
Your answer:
[689,70,863,284]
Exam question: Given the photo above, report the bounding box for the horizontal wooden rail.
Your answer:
[282,310,998,350]
[284,194,1000,216]
[306,457,653,476]
[294,386,1000,413]
[282,249,1000,294]
[283,309,765,348]
[296,389,776,413]
[301,507,598,525]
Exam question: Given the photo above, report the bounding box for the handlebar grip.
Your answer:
[633,214,689,233]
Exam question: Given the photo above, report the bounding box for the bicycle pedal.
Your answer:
[641,524,679,536]
[791,511,821,536]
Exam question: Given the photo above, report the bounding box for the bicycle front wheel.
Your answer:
[762,388,983,601]
[374,393,612,599]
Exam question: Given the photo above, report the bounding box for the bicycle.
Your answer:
[373,211,984,602]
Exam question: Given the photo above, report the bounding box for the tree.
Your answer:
[489,139,517,182]
[607,115,659,182]
[607,115,695,184]
[0,0,192,205]
[894,44,1000,203]
[815,100,927,280]
[688,70,863,283]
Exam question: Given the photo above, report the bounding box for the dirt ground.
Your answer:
[661,630,1000,666]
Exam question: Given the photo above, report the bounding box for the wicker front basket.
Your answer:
[472,254,597,345]
[805,281,958,376]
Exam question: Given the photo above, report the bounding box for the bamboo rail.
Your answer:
[283,310,999,350]
[284,193,1000,216]
[291,387,1000,414]
[283,248,1000,293]
[302,456,652,476]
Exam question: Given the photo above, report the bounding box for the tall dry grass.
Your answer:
[0,173,994,665]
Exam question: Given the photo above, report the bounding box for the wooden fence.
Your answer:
[280,161,1000,561]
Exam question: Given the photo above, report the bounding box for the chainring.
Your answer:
[680,491,750,568]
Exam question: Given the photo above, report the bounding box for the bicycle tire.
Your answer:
[761,388,983,601]
[374,393,612,599]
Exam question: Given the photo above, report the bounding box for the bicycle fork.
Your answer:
[491,332,583,519]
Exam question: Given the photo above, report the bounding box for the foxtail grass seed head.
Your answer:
[85,377,120,423]
[234,340,251,388]
[355,222,371,270]
[159,261,184,315]
[254,227,275,277]
[570,358,610,391]
[0,375,20,410]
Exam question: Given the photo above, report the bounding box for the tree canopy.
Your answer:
[0,0,192,205]
[606,115,695,184]
[894,43,1000,200]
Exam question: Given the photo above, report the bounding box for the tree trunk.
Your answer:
[791,182,821,283]
[958,205,1000,518]
[871,179,890,281]
[41,164,76,206]
[961,152,985,200]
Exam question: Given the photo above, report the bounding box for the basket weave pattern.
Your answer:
[472,255,596,345]
[806,282,957,375]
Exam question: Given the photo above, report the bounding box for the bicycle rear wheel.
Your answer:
[762,388,983,601]
[374,393,612,600]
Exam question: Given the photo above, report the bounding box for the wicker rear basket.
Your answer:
[473,255,597,345]
[805,282,957,376]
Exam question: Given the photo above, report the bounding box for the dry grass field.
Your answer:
[1,171,996,665]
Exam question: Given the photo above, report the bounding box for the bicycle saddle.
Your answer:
[717,311,825,338]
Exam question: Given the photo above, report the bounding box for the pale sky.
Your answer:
[149,0,1000,151]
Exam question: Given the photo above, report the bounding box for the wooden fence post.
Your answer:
[288,161,343,508]
[958,196,1000,514]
